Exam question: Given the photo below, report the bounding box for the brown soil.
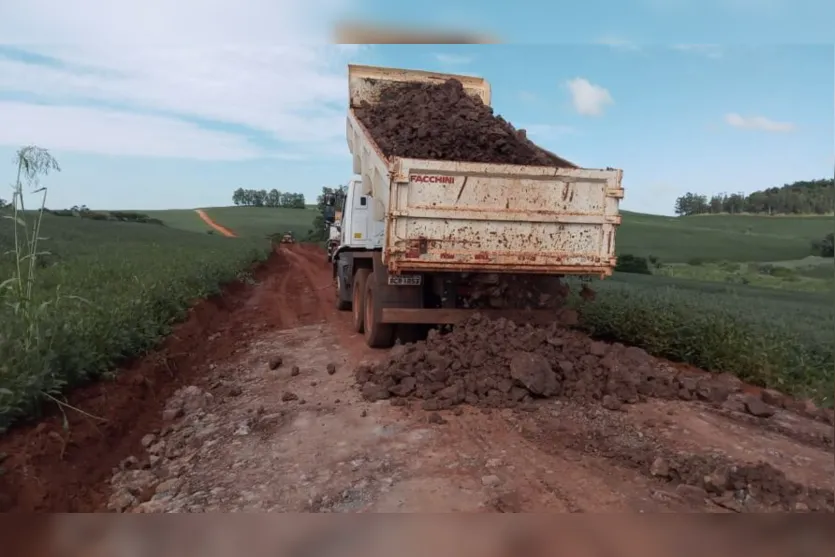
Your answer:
[354,313,829,420]
[1,244,832,516]
[0,248,295,512]
[354,78,575,167]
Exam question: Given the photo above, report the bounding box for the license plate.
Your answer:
[388,274,422,286]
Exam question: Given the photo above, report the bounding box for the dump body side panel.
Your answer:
[385,159,623,276]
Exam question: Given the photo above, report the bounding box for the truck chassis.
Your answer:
[333,250,572,348]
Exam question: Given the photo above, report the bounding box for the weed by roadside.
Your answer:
[0,147,271,432]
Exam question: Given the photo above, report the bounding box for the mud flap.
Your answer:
[369,253,423,321]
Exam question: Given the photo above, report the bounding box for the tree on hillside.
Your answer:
[674,192,709,216]
[812,233,834,257]
[309,185,347,241]
[673,178,834,216]
[280,192,306,209]
[230,188,307,208]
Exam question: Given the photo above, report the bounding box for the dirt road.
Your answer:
[1,244,832,513]
[195,209,237,237]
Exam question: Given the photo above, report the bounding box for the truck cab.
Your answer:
[335,178,384,252]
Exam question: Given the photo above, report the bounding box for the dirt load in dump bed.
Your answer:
[354,78,575,167]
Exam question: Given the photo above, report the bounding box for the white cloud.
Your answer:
[596,37,641,51]
[0,0,348,45]
[566,78,614,117]
[724,113,796,133]
[0,102,277,160]
[434,53,473,65]
[672,44,723,59]
[0,0,360,159]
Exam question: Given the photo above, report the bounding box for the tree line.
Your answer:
[232,188,306,208]
[309,185,347,241]
[674,179,833,216]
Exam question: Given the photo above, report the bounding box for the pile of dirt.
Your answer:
[354,314,811,418]
[354,78,574,167]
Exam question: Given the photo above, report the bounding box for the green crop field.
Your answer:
[141,209,212,233]
[202,206,319,238]
[617,211,832,262]
[1,201,832,431]
[569,272,833,404]
[0,211,270,431]
[136,207,320,238]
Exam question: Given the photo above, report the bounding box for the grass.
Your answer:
[135,207,320,238]
[654,257,833,293]
[141,209,212,233]
[0,211,270,431]
[2,196,832,431]
[569,272,833,405]
[153,207,832,262]
[617,211,832,262]
[202,206,319,238]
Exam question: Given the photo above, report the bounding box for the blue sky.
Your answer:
[0,0,832,215]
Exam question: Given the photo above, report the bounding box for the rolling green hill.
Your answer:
[203,206,318,238]
[140,209,212,233]
[142,206,319,239]
[144,206,832,264]
[617,211,832,262]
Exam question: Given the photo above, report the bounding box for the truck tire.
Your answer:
[335,272,351,311]
[352,268,371,333]
[363,277,395,348]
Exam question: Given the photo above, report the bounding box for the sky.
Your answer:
[0,0,832,216]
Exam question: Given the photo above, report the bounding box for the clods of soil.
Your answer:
[354,313,784,416]
[354,78,574,167]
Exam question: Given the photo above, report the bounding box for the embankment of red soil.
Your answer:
[0,252,283,512]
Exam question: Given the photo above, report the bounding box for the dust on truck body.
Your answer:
[329,64,624,348]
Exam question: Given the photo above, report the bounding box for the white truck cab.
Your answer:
[336,178,384,251]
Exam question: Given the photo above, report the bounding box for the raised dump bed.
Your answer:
[345,64,623,277]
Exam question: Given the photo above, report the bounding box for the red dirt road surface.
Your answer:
[195,209,236,237]
[0,244,832,513]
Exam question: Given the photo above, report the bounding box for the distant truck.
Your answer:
[325,209,341,261]
[326,64,624,348]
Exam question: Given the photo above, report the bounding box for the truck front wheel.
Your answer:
[363,277,395,348]
[352,268,371,333]
[335,270,351,311]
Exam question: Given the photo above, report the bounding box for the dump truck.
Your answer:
[326,212,341,261]
[327,64,624,348]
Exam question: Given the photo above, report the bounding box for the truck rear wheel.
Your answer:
[363,277,395,348]
[352,268,371,333]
